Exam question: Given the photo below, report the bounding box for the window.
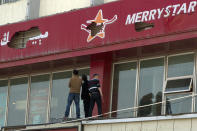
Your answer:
[0,67,90,127]
[165,77,192,93]
[0,0,19,5]
[166,94,192,115]
[112,62,137,118]
[28,74,50,124]
[164,54,194,115]
[7,77,28,126]
[138,58,164,117]
[111,53,196,118]
[50,71,72,122]
[167,54,194,78]
[0,80,8,128]
[50,68,89,121]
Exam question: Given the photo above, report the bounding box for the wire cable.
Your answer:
[59,93,197,124]
[13,93,197,131]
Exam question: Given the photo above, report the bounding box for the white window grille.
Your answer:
[0,0,19,5]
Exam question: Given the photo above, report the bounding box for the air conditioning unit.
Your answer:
[26,0,40,20]
[91,0,104,6]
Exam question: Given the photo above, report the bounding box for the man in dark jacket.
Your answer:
[88,74,103,117]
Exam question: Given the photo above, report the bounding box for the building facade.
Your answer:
[0,0,117,26]
[0,0,197,131]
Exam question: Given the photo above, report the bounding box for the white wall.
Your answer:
[39,0,118,17]
[39,0,91,17]
[84,118,197,131]
[0,0,27,26]
[0,0,119,26]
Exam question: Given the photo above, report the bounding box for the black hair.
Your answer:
[93,73,99,77]
[82,74,88,82]
[73,69,79,75]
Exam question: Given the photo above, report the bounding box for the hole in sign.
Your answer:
[135,22,154,32]
[8,27,41,49]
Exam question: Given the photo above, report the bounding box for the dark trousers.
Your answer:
[89,93,102,117]
[83,98,90,118]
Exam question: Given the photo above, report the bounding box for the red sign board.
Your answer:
[0,0,197,63]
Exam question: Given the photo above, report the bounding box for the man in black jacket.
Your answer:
[88,74,103,117]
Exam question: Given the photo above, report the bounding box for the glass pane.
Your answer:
[166,94,192,115]
[196,76,197,113]
[0,80,8,128]
[138,58,164,117]
[168,54,194,77]
[78,68,90,78]
[28,74,50,124]
[50,71,72,122]
[165,78,192,92]
[71,68,90,118]
[112,62,137,118]
[7,77,28,126]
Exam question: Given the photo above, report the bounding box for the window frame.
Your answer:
[49,71,72,121]
[164,76,193,94]
[7,76,29,126]
[110,60,138,118]
[111,52,196,118]
[0,78,9,128]
[137,56,165,117]
[111,56,166,118]
[0,66,90,127]
[164,52,195,114]
[164,92,193,115]
[166,52,195,78]
[28,73,51,124]
[48,67,90,120]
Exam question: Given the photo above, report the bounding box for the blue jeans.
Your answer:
[65,93,80,118]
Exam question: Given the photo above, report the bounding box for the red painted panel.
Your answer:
[0,0,197,63]
[90,52,112,116]
[0,29,196,69]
